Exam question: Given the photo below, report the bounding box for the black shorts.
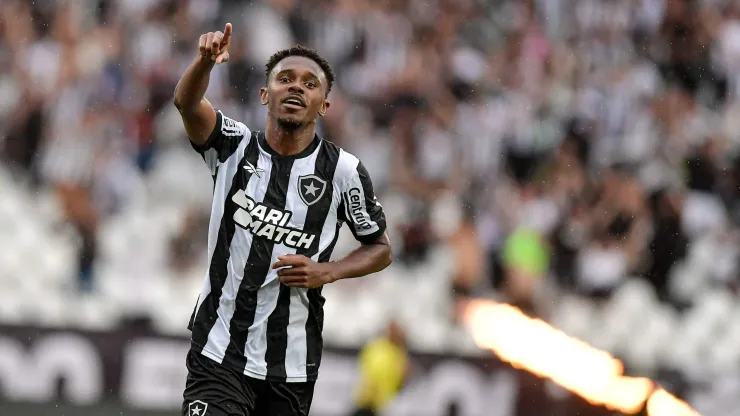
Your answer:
[182,349,315,416]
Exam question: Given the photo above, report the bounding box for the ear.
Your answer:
[318,100,330,117]
[260,87,268,105]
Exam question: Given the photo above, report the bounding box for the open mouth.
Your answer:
[282,96,306,108]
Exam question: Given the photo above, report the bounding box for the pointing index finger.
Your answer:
[223,23,233,42]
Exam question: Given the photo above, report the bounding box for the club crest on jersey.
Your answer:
[298,175,327,206]
[188,400,208,416]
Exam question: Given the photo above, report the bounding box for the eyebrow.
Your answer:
[275,68,323,83]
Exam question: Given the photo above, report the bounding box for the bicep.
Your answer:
[339,161,387,244]
[179,98,218,147]
[363,230,390,248]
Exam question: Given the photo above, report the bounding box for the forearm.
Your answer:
[173,55,219,144]
[173,56,215,114]
[329,234,393,282]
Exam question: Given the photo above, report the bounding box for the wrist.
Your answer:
[195,54,216,68]
[326,262,342,284]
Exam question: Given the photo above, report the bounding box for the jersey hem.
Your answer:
[243,368,316,383]
[190,342,319,383]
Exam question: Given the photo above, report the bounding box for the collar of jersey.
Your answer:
[257,131,322,160]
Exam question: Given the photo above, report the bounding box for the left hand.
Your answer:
[272,254,336,288]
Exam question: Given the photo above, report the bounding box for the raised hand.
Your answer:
[199,23,232,64]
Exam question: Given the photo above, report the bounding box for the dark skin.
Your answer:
[173,23,392,289]
[259,55,329,154]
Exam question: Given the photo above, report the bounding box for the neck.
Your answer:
[265,117,316,156]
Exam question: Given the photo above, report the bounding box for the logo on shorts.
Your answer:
[189,400,208,416]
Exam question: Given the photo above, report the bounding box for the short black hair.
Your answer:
[265,45,335,96]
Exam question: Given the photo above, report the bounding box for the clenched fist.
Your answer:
[272,255,337,289]
[199,23,232,64]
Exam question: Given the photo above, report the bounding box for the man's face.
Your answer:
[261,56,330,130]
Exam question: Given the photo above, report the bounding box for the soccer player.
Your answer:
[173,23,393,416]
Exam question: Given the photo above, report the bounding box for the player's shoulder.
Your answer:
[320,139,361,181]
[216,109,250,139]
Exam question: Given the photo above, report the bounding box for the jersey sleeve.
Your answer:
[190,110,250,176]
[338,159,387,244]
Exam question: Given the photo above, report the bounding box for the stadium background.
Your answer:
[1,0,740,414]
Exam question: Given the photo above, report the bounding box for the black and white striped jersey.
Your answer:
[187,110,386,382]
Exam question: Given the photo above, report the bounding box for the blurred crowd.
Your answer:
[2,0,740,319]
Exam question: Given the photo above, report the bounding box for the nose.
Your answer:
[288,83,304,95]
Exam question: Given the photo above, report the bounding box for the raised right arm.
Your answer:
[173,23,232,146]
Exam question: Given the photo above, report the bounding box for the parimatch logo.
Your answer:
[232,190,316,249]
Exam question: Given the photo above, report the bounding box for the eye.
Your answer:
[279,76,290,83]
[305,81,316,89]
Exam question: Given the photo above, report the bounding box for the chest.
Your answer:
[233,154,338,233]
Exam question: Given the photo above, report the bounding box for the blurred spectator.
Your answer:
[351,320,410,416]
[500,227,550,313]
[169,209,209,274]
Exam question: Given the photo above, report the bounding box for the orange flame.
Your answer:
[647,389,700,416]
[463,299,700,415]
